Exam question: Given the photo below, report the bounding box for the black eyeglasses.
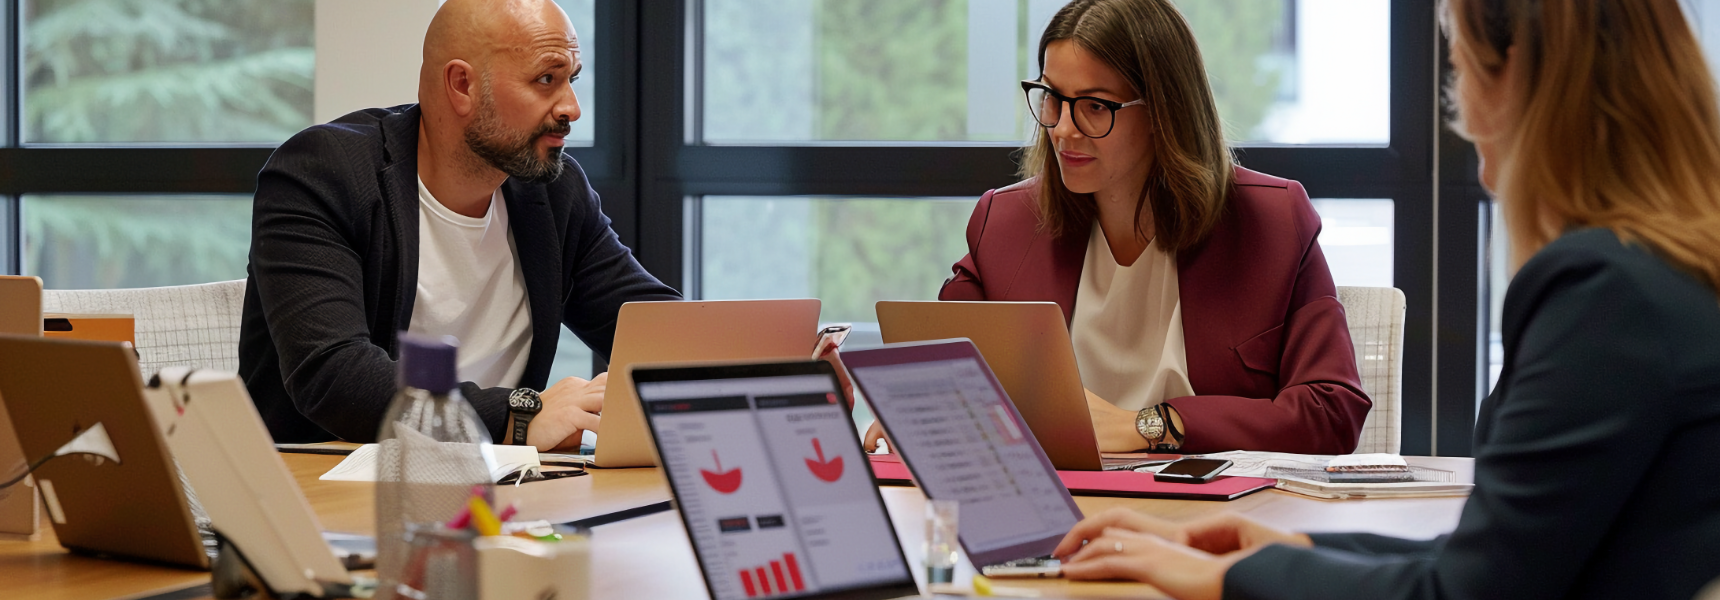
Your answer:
[1021,80,1145,139]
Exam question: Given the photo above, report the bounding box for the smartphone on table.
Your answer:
[1153,458,1233,484]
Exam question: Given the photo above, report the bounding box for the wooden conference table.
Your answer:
[3,453,1473,600]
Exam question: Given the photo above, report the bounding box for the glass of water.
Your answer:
[923,499,959,584]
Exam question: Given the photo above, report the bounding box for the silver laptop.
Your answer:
[593,299,822,468]
[0,335,364,596]
[0,336,211,569]
[633,360,938,600]
[877,301,1149,471]
[842,339,1083,578]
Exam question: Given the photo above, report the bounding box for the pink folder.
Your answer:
[868,454,1273,502]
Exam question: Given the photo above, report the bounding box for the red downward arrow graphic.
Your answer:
[804,438,844,482]
[700,449,742,494]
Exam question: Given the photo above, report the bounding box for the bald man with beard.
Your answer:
[239,0,680,451]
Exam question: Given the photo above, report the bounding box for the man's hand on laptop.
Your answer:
[528,373,606,451]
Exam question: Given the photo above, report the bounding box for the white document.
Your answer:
[1178,450,1474,500]
[319,442,540,483]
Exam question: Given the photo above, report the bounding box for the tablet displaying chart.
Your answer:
[640,373,911,600]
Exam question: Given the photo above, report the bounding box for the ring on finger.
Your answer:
[1114,541,1124,553]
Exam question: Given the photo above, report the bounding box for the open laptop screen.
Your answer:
[637,363,914,600]
[843,340,1083,568]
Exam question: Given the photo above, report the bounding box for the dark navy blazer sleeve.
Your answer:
[1305,533,1444,557]
[1221,229,1720,600]
[248,127,404,444]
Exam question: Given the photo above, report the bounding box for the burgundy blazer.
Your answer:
[940,167,1371,454]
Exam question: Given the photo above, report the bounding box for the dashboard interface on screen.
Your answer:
[639,374,911,600]
[851,358,1081,558]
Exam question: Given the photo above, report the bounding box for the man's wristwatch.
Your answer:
[506,388,543,446]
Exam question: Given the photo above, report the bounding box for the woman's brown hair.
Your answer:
[1021,0,1233,250]
[1444,0,1720,295]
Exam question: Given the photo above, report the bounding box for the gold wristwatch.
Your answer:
[1135,404,1184,451]
[1135,406,1166,447]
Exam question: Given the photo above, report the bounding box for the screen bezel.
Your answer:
[841,339,1086,569]
[632,360,921,600]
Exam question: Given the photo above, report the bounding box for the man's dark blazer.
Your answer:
[1226,228,1720,600]
[940,167,1371,454]
[239,104,681,444]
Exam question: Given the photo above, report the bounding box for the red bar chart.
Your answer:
[737,552,806,597]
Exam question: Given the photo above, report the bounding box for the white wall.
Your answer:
[314,0,443,123]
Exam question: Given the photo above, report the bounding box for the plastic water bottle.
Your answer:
[375,334,495,600]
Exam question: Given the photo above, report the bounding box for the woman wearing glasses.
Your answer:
[906,0,1371,455]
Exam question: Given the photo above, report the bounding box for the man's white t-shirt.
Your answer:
[406,178,533,389]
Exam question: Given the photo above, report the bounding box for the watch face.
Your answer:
[508,389,542,412]
[1137,411,1164,441]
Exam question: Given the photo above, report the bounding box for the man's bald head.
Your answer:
[420,0,578,102]
[418,0,582,184]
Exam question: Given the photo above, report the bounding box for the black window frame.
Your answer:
[0,0,1488,456]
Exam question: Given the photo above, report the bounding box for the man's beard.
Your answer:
[464,81,572,183]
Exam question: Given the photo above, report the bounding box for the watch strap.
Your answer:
[1154,404,1184,451]
[510,412,535,447]
[506,388,542,447]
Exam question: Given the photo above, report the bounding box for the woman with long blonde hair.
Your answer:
[1048,1,1720,598]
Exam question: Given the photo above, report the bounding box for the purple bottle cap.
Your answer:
[398,332,459,394]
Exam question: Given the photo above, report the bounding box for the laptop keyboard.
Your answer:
[994,554,1058,568]
[176,459,221,560]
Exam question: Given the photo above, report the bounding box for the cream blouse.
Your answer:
[1070,222,1195,411]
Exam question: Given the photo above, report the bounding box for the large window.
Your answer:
[23,195,250,288]
[1314,199,1395,287]
[23,0,315,144]
[700,0,1388,145]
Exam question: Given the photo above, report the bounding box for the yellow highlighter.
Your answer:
[971,574,1042,598]
[469,496,503,537]
[973,574,995,596]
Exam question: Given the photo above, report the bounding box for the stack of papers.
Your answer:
[1191,450,1473,500]
[1273,478,1473,500]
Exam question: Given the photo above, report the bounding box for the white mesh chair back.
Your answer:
[42,279,248,376]
[1336,286,1406,454]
